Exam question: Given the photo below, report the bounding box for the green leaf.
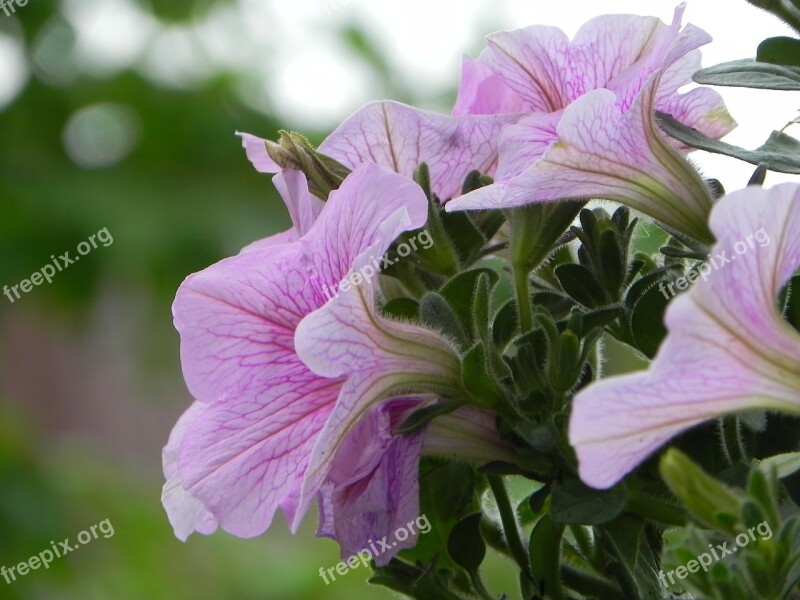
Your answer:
[369,559,461,600]
[440,211,486,265]
[512,422,558,453]
[409,460,477,567]
[492,300,518,350]
[439,268,500,337]
[745,0,800,34]
[555,263,608,307]
[550,480,628,526]
[759,452,800,478]
[600,515,661,600]
[624,264,681,309]
[420,292,469,349]
[530,291,575,320]
[472,273,492,347]
[550,330,582,392]
[747,468,780,529]
[598,227,626,293]
[657,112,800,174]
[529,515,565,600]
[568,305,625,337]
[757,36,800,67]
[470,210,506,241]
[461,342,506,407]
[630,284,670,358]
[447,513,486,574]
[528,484,551,515]
[694,58,800,90]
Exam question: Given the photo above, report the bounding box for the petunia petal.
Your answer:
[453,55,528,116]
[654,49,737,145]
[275,170,324,237]
[295,277,462,525]
[570,183,800,489]
[318,100,517,200]
[239,170,324,253]
[177,371,340,536]
[161,402,219,541]
[317,399,424,566]
[569,13,667,98]
[301,163,429,280]
[480,25,571,112]
[493,111,561,181]
[657,85,737,148]
[237,131,281,174]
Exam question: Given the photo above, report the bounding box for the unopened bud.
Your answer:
[266,131,351,200]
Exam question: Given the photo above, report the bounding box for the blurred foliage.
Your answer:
[0,4,287,308]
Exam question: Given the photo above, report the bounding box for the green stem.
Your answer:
[508,205,540,335]
[488,476,532,580]
[721,415,746,465]
[507,202,586,334]
[561,564,623,599]
[627,489,688,527]
[513,260,534,334]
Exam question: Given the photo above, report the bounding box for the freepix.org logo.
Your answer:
[1,0,28,18]
[320,229,433,302]
[3,227,114,304]
[1,519,115,585]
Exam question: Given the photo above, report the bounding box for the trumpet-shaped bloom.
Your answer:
[240,101,517,201]
[446,5,736,244]
[569,183,800,489]
[164,163,435,539]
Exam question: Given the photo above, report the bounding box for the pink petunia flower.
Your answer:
[162,161,511,563]
[446,5,736,244]
[163,163,433,538]
[569,183,800,489]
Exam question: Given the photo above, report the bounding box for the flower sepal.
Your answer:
[265,131,352,199]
